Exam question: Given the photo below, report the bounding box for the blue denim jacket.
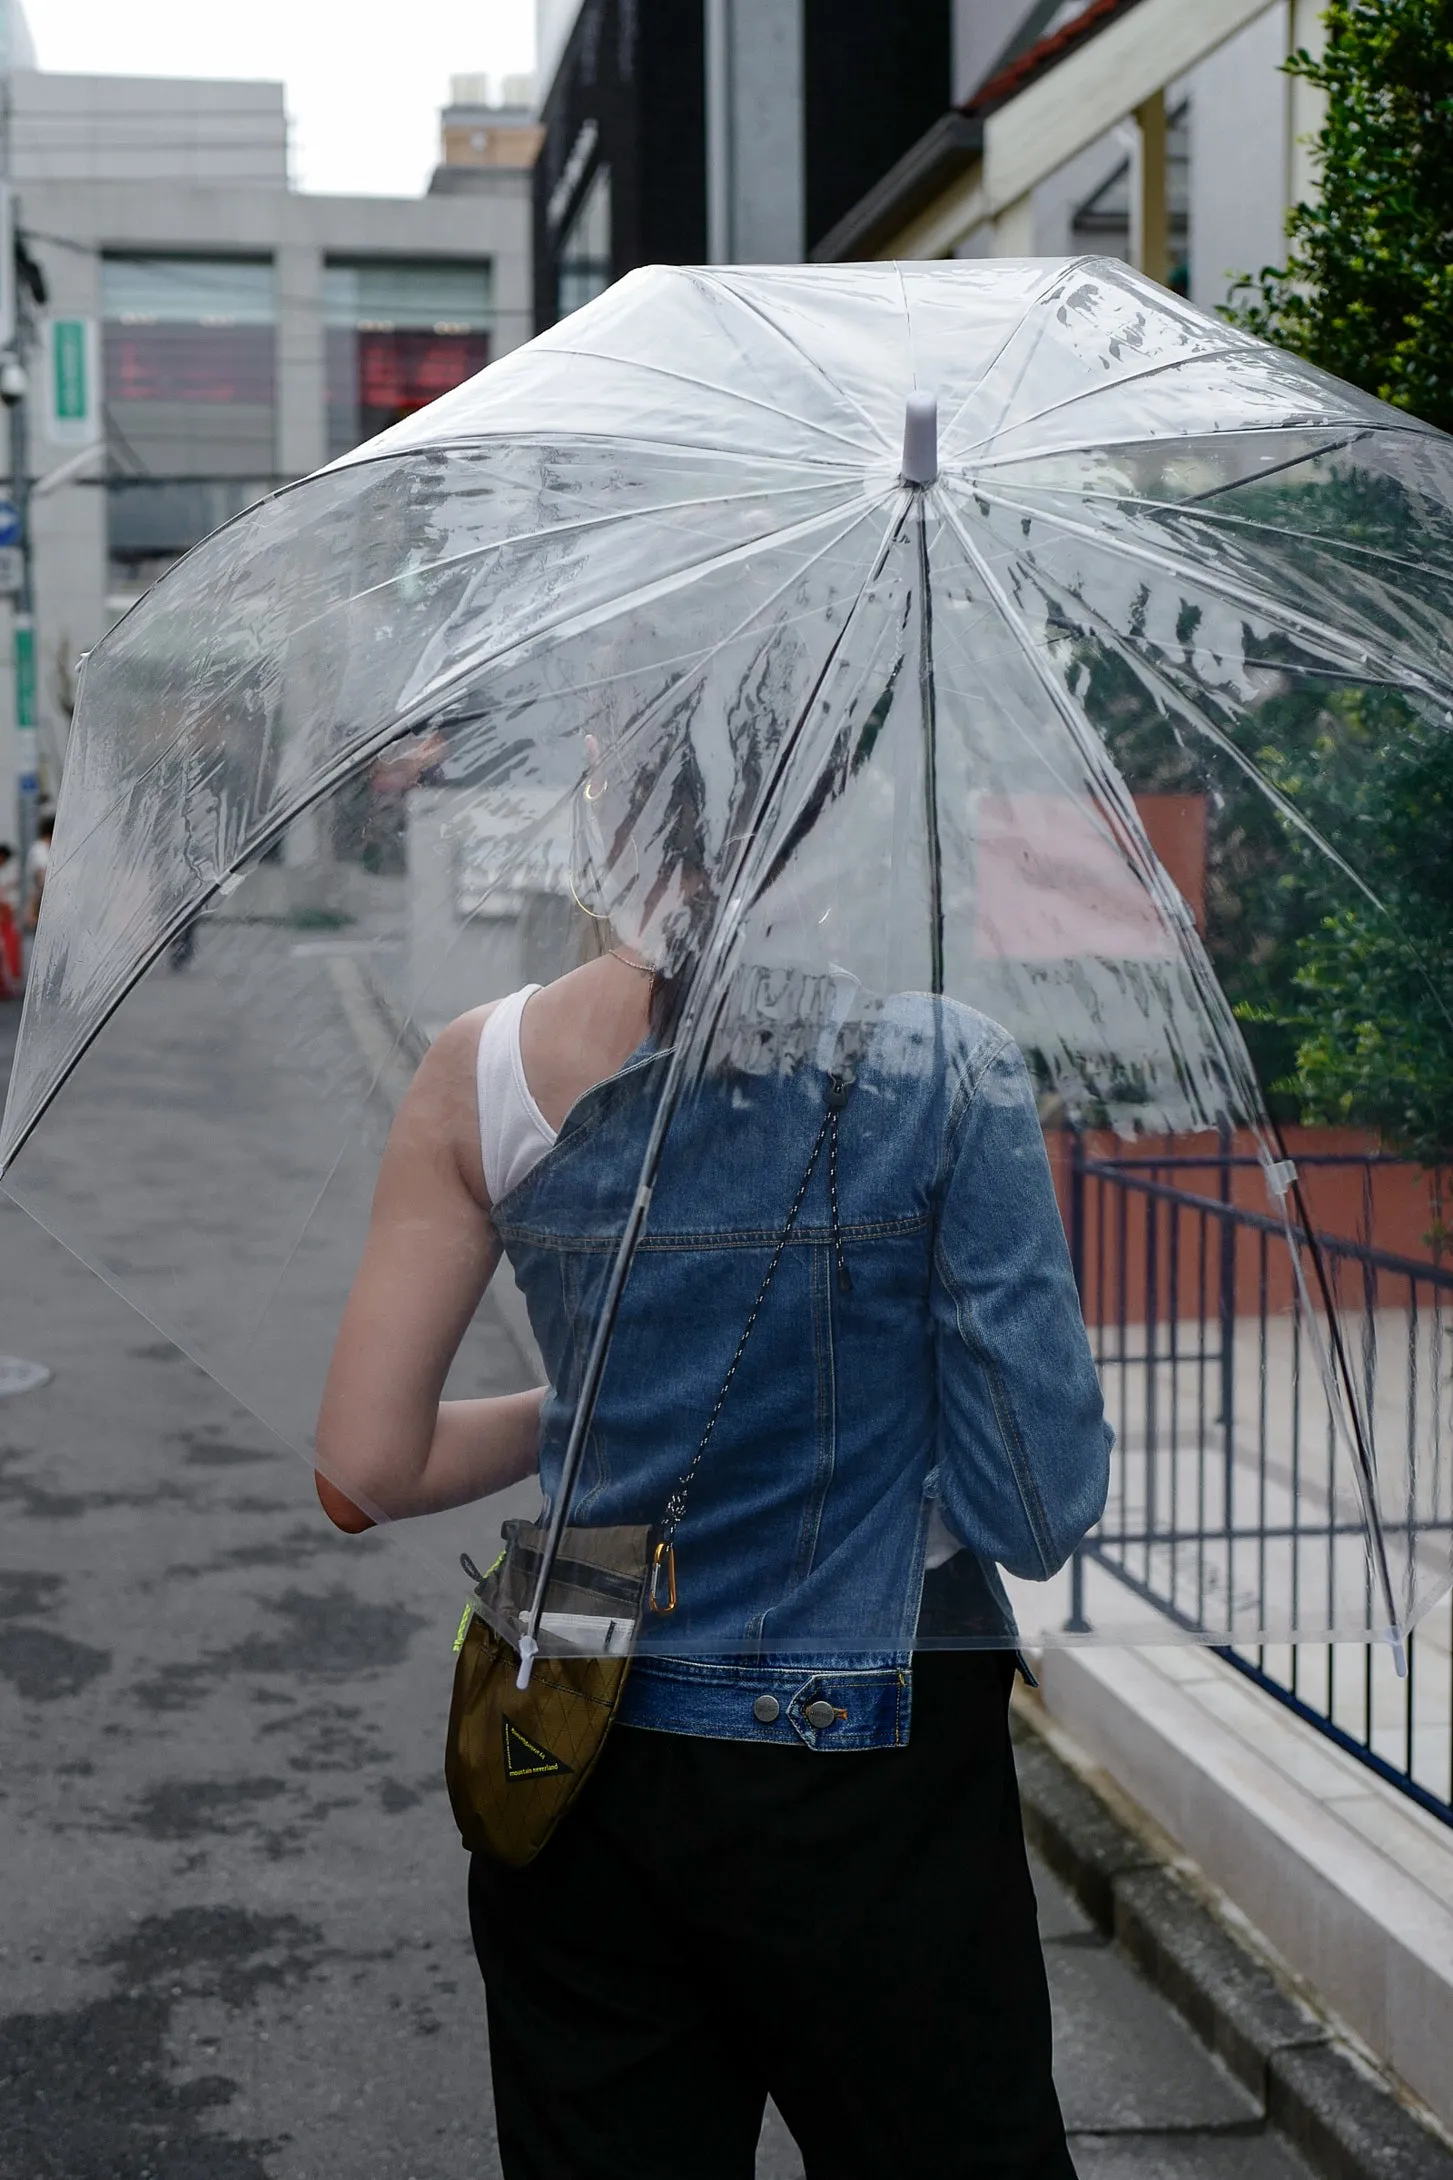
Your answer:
[490,989,1111,1750]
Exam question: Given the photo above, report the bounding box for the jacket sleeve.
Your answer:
[929,1033,1111,1580]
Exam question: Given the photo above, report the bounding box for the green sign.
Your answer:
[52,319,88,422]
[14,615,35,729]
[45,318,96,445]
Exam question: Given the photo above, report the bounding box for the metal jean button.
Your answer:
[804,1698,837,1730]
[752,1694,781,1724]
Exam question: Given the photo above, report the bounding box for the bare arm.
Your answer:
[314,1009,544,1529]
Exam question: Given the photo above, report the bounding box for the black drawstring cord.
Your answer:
[827,1071,852,1293]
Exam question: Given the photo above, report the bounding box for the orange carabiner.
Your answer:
[649,1540,678,1614]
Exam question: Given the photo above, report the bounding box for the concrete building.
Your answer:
[436,72,544,181]
[812,0,1323,324]
[532,0,954,329]
[0,47,535,846]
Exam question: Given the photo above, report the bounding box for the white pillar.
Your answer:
[1286,0,1329,212]
[275,241,326,481]
[704,0,804,263]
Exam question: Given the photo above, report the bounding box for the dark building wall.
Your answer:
[638,0,707,270]
[802,0,952,252]
[533,0,705,331]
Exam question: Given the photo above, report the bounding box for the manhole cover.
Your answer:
[0,1356,52,1397]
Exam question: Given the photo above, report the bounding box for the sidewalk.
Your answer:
[1036,1642,1453,2150]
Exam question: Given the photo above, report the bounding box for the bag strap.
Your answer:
[648,1060,857,1614]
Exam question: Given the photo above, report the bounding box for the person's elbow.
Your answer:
[1036,1414,1112,1577]
[992,1406,1112,1582]
[314,1468,377,1533]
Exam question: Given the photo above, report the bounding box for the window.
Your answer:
[556,165,611,319]
[323,259,492,459]
[102,257,275,408]
[102,256,277,582]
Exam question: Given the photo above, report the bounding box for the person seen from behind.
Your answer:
[315,744,1112,2179]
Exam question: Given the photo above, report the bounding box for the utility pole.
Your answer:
[0,181,46,872]
[7,325,35,869]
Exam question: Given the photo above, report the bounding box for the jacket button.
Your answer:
[752,1695,781,1724]
[804,1699,837,1730]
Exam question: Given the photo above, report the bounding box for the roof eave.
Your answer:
[810,111,983,264]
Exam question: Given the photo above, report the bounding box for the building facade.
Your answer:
[0,63,534,837]
[812,0,1322,328]
[532,0,953,329]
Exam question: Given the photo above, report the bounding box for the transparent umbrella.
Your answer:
[4,258,1450,1664]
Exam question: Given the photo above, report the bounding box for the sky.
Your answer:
[28,0,538,197]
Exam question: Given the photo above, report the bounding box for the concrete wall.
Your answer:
[706,0,805,262]
[1186,1,1291,314]
[9,73,290,188]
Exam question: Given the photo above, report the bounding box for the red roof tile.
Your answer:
[964,0,1146,117]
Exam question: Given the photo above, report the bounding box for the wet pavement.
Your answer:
[0,975,1316,2179]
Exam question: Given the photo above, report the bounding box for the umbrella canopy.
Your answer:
[3,258,1450,1656]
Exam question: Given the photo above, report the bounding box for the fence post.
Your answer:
[1066,1122,1091,1633]
[1068,1121,1086,1303]
[1218,1117,1236,1540]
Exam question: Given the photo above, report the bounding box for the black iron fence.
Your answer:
[1066,1134,1453,1830]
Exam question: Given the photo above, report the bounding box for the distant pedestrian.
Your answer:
[24,811,54,932]
[0,843,21,996]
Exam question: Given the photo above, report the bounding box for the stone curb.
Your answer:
[1010,1709,1453,2180]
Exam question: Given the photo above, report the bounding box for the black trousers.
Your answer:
[469,1649,1075,2180]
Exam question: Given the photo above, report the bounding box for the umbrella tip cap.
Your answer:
[901,391,938,487]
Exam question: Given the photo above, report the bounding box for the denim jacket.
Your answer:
[490,988,1111,1751]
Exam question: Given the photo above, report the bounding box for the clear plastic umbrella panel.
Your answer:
[4,258,1451,1661]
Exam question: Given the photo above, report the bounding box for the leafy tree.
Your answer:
[1220,1,1453,1161]
[1227,0,1453,433]
[1261,701,1453,1165]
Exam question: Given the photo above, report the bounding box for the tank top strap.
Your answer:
[475,984,556,1205]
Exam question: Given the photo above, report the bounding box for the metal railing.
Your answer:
[1066,1133,1453,1829]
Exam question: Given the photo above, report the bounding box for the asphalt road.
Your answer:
[0,951,1315,2180]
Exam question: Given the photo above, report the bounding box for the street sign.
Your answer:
[0,545,22,594]
[43,316,97,446]
[0,498,19,547]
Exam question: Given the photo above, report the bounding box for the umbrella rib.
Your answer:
[934,490,1266,1116]
[47,485,879,894]
[1004,533,1453,1040]
[520,332,883,461]
[691,268,892,455]
[516,493,913,1660]
[88,442,871,671]
[4,493,896,1168]
[1066,476,1453,588]
[973,479,1453,705]
[328,427,869,478]
[935,259,1086,457]
[933,491,1406,1647]
[915,500,943,993]
[952,343,1258,465]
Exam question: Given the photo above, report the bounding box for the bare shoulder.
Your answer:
[386,1003,498,1203]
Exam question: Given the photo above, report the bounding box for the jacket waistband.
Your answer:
[616,1652,913,1750]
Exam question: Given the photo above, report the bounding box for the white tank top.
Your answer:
[476,985,558,1205]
